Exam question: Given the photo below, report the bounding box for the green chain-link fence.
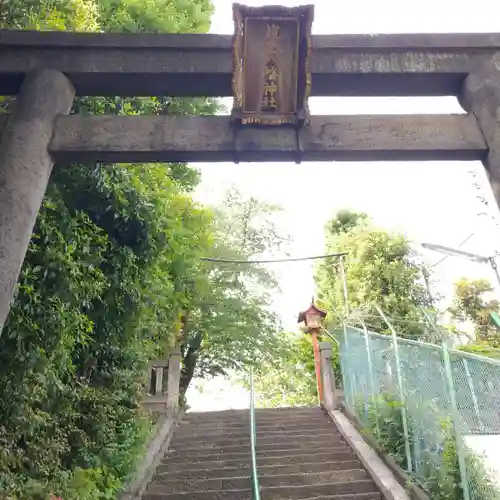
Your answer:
[340,325,500,500]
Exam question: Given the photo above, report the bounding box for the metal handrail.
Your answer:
[250,368,261,500]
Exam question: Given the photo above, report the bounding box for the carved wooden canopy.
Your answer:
[231,3,314,127]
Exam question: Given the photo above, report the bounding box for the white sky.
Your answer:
[187,0,500,411]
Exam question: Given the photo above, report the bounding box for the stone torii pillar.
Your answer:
[0,69,75,332]
[461,56,500,209]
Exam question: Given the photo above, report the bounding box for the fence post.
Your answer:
[319,341,338,411]
[462,357,484,433]
[442,344,471,500]
[360,325,380,435]
[338,257,351,408]
[341,324,354,410]
[362,326,377,400]
[390,326,414,474]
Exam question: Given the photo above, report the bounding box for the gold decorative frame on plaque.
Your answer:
[231,3,314,127]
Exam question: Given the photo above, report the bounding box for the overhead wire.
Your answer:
[430,232,476,269]
[201,252,347,264]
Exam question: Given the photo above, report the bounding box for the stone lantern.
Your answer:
[298,300,327,403]
[298,302,327,332]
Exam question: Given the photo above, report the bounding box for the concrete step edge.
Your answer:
[182,411,327,418]
[184,408,321,417]
[174,427,337,437]
[165,446,350,460]
[178,419,330,427]
[296,495,381,500]
[181,414,328,423]
[144,493,380,500]
[179,418,333,426]
[169,438,345,452]
[174,427,339,437]
[145,479,376,497]
[151,468,368,488]
[161,449,356,465]
[154,460,362,479]
[172,432,341,443]
[169,442,348,451]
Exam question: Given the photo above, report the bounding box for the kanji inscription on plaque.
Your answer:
[231,3,314,127]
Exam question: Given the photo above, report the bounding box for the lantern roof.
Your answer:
[297,300,327,324]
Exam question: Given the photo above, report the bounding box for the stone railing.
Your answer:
[119,346,182,500]
[319,341,340,412]
[142,346,181,416]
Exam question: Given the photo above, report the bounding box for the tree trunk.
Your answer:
[180,332,202,396]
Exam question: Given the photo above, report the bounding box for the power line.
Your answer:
[201,252,347,264]
[430,232,475,269]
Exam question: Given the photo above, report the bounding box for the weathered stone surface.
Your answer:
[320,341,338,411]
[28,114,486,163]
[166,443,350,462]
[159,449,357,473]
[152,468,368,493]
[0,69,74,332]
[460,56,500,208]
[144,479,377,500]
[119,413,179,500]
[331,411,412,500]
[155,459,361,480]
[169,441,346,458]
[174,425,339,440]
[2,31,500,96]
[171,430,340,446]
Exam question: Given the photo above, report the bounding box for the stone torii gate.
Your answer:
[1,5,500,330]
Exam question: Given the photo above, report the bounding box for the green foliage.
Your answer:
[450,278,500,347]
[0,0,217,498]
[0,162,211,499]
[422,424,500,500]
[252,207,434,408]
[180,188,287,394]
[251,332,341,407]
[98,0,213,33]
[361,392,411,469]
[360,393,500,500]
[0,0,100,31]
[251,333,318,408]
[1,0,212,32]
[316,210,433,338]
[458,343,500,359]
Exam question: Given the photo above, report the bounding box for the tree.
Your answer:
[251,332,318,408]
[1,0,212,32]
[449,278,500,349]
[315,210,433,338]
[0,1,216,499]
[251,210,435,408]
[179,188,290,396]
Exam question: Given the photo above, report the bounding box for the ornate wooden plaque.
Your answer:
[231,3,314,127]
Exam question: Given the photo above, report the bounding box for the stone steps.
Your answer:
[168,437,345,455]
[183,407,324,419]
[155,459,362,479]
[174,425,340,439]
[143,480,378,499]
[141,407,382,500]
[152,468,369,493]
[181,409,328,425]
[172,429,342,444]
[164,445,356,463]
[157,450,359,473]
[175,417,337,432]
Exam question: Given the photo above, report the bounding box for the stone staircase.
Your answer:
[142,407,383,500]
